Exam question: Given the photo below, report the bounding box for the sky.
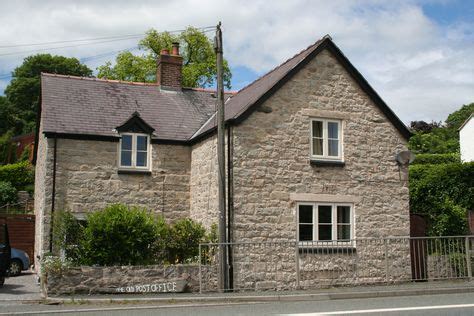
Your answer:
[0,0,473,124]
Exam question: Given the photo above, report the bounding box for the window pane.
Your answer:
[299,205,313,223]
[137,136,148,151]
[328,139,339,156]
[318,205,332,223]
[312,121,323,138]
[328,122,339,139]
[121,150,132,166]
[337,225,351,240]
[136,151,147,167]
[299,224,313,241]
[337,206,351,224]
[318,225,332,240]
[121,135,132,150]
[312,138,323,155]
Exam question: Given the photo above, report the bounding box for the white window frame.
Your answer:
[296,202,354,246]
[310,118,343,161]
[118,133,151,171]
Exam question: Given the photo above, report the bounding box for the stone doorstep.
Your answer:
[45,282,474,305]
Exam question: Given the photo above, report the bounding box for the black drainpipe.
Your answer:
[49,136,57,253]
[227,126,234,290]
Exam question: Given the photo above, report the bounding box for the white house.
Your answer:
[459,114,474,162]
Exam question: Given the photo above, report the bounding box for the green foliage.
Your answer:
[408,128,459,154]
[52,210,84,261]
[0,131,14,165]
[54,203,215,266]
[408,103,473,155]
[0,181,17,206]
[41,254,73,279]
[3,54,92,134]
[165,218,206,264]
[97,26,232,89]
[445,103,474,130]
[409,162,474,236]
[79,204,159,266]
[0,161,34,189]
[411,153,460,165]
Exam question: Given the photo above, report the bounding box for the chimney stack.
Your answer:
[157,42,182,89]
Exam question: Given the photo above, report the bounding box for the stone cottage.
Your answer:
[34,36,412,288]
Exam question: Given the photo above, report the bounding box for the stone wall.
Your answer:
[44,264,214,296]
[35,137,192,262]
[190,135,218,229]
[232,48,410,243]
[53,139,191,221]
[227,48,411,285]
[34,128,54,262]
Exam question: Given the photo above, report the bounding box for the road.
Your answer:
[1,292,474,315]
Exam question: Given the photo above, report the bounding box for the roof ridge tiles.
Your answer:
[41,72,160,87]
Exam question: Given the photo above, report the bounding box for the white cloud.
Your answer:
[0,0,472,123]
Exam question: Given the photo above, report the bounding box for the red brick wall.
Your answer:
[157,54,182,89]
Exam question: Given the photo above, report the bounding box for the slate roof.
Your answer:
[192,36,411,140]
[41,74,227,142]
[40,36,410,143]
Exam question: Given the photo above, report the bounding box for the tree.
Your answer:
[4,54,92,133]
[97,26,232,89]
[408,103,473,154]
[445,103,474,130]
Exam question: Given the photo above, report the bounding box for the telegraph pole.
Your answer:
[215,22,228,291]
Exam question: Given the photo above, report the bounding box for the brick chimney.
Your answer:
[157,42,183,89]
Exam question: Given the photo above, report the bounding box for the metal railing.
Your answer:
[198,236,473,293]
[0,200,34,214]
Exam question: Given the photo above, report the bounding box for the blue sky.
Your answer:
[0,0,472,123]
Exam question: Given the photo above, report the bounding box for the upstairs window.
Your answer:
[311,119,342,161]
[119,133,150,170]
[297,203,353,242]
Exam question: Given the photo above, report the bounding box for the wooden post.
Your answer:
[215,22,228,292]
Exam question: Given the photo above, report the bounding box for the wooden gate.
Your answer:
[0,214,35,265]
[410,214,427,280]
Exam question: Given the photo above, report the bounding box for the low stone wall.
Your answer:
[44,264,214,296]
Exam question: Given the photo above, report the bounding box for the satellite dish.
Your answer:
[396,150,416,165]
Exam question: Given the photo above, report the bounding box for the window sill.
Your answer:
[298,247,356,254]
[117,169,152,175]
[310,159,345,167]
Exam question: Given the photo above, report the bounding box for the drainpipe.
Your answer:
[49,136,57,253]
[227,126,234,290]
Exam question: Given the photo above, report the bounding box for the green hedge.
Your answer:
[411,153,460,165]
[0,160,34,189]
[409,162,474,236]
[0,181,17,206]
[54,204,215,266]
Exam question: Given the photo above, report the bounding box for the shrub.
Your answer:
[78,204,160,266]
[409,162,474,236]
[165,218,207,264]
[0,181,17,206]
[411,153,460,165]
[52,210,84,262]
[0,160,34,189]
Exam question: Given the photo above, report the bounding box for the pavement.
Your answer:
[0,271,43,303]
[1,272,473,306]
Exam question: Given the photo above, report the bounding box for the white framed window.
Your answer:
[119,133,151,170]
[310,119,343,161]
[297,203,353,243]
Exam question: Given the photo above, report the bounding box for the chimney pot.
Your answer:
[171,42,180,56]
[157,45,183,89]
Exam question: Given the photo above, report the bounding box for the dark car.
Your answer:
[0,224,11,287]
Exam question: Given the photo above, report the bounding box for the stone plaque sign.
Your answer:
[98,280,187,294]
